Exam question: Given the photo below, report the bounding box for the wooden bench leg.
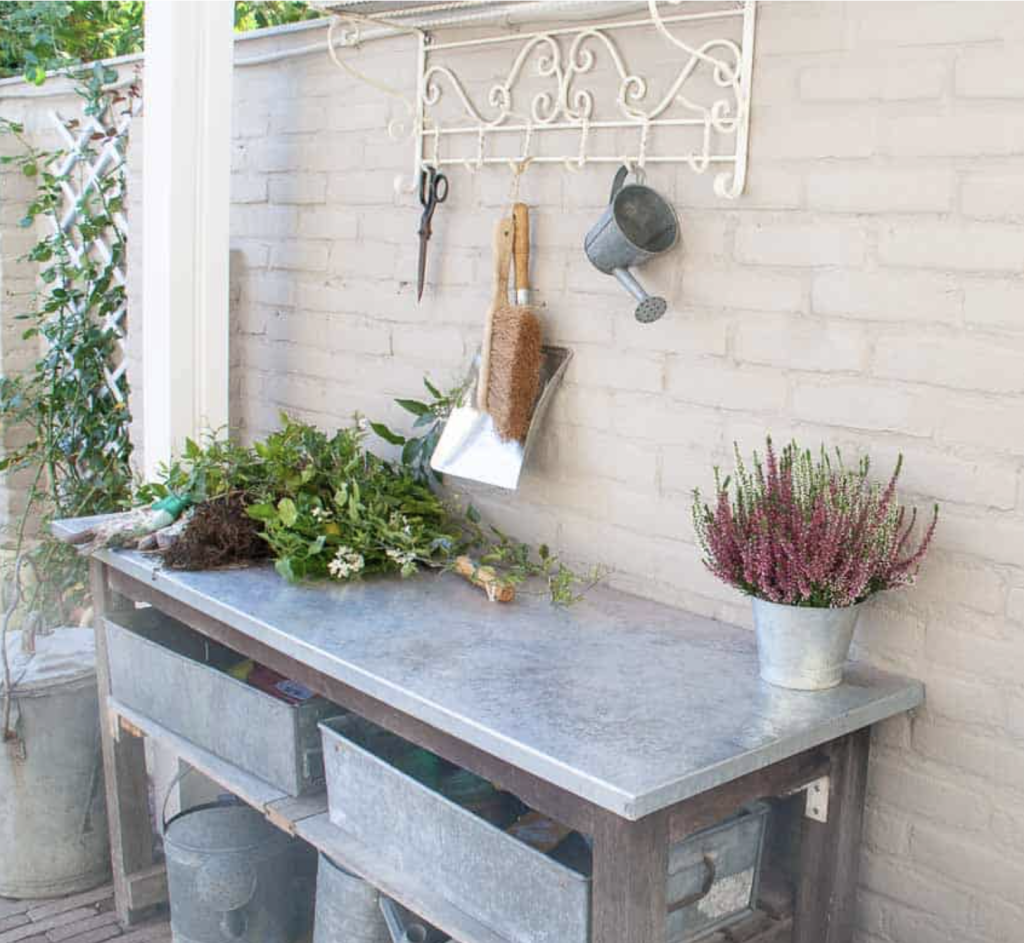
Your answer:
[591,809,668,943]
[91,561,166,925]
[793,728,871,943]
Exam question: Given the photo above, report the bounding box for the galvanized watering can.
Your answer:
[163,799,314,943]
[584,165,679,323]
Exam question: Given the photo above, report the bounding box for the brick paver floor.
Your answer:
[1,885,790,942]
[0,887,169,943]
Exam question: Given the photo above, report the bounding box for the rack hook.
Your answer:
[564,117,590,174]
[507,121,534,176]
[428,123,442,169]
[507,156,534,205]
[465,125,485,173]
[637,116,651,170]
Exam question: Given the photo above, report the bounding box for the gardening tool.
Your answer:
[482,202,543,442]
[416,165,449,302]
[430,213,571,490]
[583,164,679,323]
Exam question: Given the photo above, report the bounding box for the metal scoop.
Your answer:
[584,165,679,323]
[430,346,572,490]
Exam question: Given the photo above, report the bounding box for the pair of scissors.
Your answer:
[417,165,449,302]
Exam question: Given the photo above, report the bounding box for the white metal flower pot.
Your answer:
[751,598,860,691]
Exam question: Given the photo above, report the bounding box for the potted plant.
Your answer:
[692,439,937,691]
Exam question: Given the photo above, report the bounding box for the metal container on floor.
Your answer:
[164,801,312,943]
[0,628,110,899]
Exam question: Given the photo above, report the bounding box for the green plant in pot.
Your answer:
[692,439,938,691]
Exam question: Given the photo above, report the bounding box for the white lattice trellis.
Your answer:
[48,97,137,404]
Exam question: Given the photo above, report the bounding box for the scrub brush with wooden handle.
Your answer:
[484,202,543,443]
[477,215,516,416]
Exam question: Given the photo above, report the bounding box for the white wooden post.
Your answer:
[142,1,233,478]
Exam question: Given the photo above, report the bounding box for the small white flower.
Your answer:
[310,506,330,521]
[328,545,364,580]
[386,546,418,577]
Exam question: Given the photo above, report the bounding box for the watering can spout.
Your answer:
[583,165,679,324]
[612,267,667,324]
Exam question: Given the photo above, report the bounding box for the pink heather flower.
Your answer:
[692,439,939,609]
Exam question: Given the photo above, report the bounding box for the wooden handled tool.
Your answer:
[477,216,516,412]
[454,556,516,603]
[486,203,543,442]
[514,201,531,305]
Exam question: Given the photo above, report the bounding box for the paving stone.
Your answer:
[27,888,113,923]
[0,905,32,923]
[48,923,120,943]
[0,909,98,943]
[46,912,119,943]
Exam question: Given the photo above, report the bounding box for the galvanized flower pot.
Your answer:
[752,598,860,691]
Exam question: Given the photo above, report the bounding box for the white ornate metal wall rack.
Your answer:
[320,0,756,199]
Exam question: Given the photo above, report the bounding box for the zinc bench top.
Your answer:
[55,515,923,821]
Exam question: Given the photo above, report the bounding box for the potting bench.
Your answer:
[54,517,923,943]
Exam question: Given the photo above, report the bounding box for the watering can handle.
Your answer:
[609,165,630,203]
[160,765,197,835]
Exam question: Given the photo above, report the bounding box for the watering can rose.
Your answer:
[691,439,938,610]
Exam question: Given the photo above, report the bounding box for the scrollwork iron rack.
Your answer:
[324,0,756,199]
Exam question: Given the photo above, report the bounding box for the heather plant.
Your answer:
[692,439,938,609]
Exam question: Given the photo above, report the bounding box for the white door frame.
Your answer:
[142,1,234,477]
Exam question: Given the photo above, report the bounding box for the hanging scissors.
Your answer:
[416,165,449,302]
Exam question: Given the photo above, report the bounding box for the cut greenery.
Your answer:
[149,411,601,607]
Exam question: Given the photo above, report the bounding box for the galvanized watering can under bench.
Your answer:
[163,800,315,943]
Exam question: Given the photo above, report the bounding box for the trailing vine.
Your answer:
[0,66,137,738]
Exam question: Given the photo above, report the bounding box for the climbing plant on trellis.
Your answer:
[46,84,138,404]
[0,66,140,642]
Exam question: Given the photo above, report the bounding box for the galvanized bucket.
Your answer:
[313,854,443,943]
[164,801,313,943]
[313,854,391,943]
[752,598,860,690]
[0,628,110,898]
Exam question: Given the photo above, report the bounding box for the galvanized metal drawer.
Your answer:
[105,609,338,796]
[321,715,591,943]
[667,802,769,941]
[320,717,769,943]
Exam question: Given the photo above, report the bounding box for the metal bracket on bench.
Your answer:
[799,775,830,823]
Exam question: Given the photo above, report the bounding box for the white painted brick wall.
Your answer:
[215,10,1024,939]
[6,3,1024,940]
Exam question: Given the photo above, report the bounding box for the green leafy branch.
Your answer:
[370,375,470,484]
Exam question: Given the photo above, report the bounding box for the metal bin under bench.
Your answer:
[53,516,925,943]
[321,715,770,943]
[104,607,337,796]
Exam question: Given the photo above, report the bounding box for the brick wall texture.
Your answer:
[5,3,1024,940]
